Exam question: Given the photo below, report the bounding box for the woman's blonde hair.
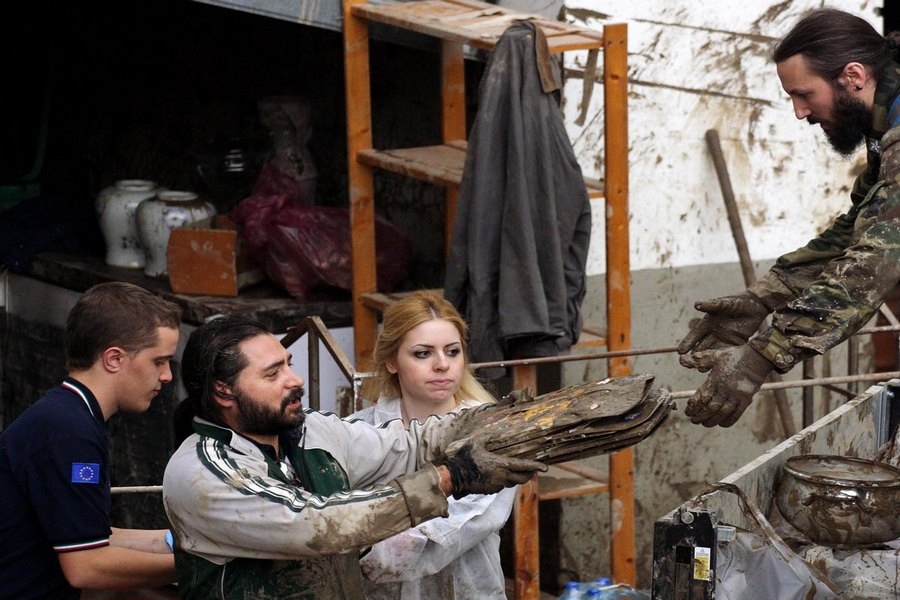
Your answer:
[364,290,495,405]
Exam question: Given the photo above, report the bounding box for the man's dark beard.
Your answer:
[234,386,305,436]
[812,86,872,157]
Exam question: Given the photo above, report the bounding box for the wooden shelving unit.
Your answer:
[342,1,632,596]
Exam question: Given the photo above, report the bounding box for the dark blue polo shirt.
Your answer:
[0,377,111,600]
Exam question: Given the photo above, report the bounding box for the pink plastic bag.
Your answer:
[232,193,412,299]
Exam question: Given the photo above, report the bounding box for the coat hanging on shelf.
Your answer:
[444,21,591,377]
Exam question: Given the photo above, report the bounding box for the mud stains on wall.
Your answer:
[558,0,878,275]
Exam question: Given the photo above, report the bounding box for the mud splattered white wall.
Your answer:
[562,0,878,274]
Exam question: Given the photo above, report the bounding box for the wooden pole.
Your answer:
[603,23,636,587]
[441,39,466,259]
[343,0,378,370]
[512,364,541,600]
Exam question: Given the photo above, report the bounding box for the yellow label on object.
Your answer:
[693,547,711,581]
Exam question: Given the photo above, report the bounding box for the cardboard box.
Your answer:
[166,216,264,297]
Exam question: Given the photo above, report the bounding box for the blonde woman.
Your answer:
[351,290,514,599]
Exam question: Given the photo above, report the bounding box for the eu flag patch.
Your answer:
[71,463,100,484]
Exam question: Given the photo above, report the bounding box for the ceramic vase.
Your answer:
[95,179,159,268]
[136,190,216,278]
[257,95,318,203]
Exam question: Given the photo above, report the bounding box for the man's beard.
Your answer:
[234,386,305,436]
[812,86,872,157]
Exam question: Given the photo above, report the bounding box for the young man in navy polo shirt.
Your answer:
[0,281,181,599]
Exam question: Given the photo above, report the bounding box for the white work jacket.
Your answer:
[350,396,515,600]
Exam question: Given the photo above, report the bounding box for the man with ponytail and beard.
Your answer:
[679,8,900,428]
[163,315,546,600]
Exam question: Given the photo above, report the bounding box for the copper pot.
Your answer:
[776,454,900,546]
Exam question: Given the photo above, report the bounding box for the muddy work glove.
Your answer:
[684,344,775,428]
[678,291,771,370]
[438,439,547,499]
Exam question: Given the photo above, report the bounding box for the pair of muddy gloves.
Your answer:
[677,271,804,428]
[441,283,782,480]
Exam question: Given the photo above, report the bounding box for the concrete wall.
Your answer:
[542,0,883,588]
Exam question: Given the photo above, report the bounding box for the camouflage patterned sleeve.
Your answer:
[746,268,803,311]
[748,126,900,371]
[758,137,885,301]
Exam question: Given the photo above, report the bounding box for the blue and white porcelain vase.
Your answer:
[135,190,216,278]
[96,179,159,268]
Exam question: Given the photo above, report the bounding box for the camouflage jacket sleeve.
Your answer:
[749,127,900,372]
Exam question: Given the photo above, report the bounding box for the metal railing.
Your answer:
[112,317,900,493]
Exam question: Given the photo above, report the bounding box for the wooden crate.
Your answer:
[167,217,264,297]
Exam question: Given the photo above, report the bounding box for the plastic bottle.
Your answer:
[559,581,583,600]
[583,577,613,594]
[597,583,642,599]
[584,587,604,599]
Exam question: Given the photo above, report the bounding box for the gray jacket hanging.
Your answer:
[444,21,591,374]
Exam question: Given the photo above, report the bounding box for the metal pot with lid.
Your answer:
[776,454,900,546]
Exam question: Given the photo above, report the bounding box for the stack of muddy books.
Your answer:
[448,374,674,464]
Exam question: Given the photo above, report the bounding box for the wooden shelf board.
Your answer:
[357,144,466,188]
[352,0,604,53]
[358,143,605,199]
[538,460,609,501]
[359,289,443,313]
[573,325,607,349]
